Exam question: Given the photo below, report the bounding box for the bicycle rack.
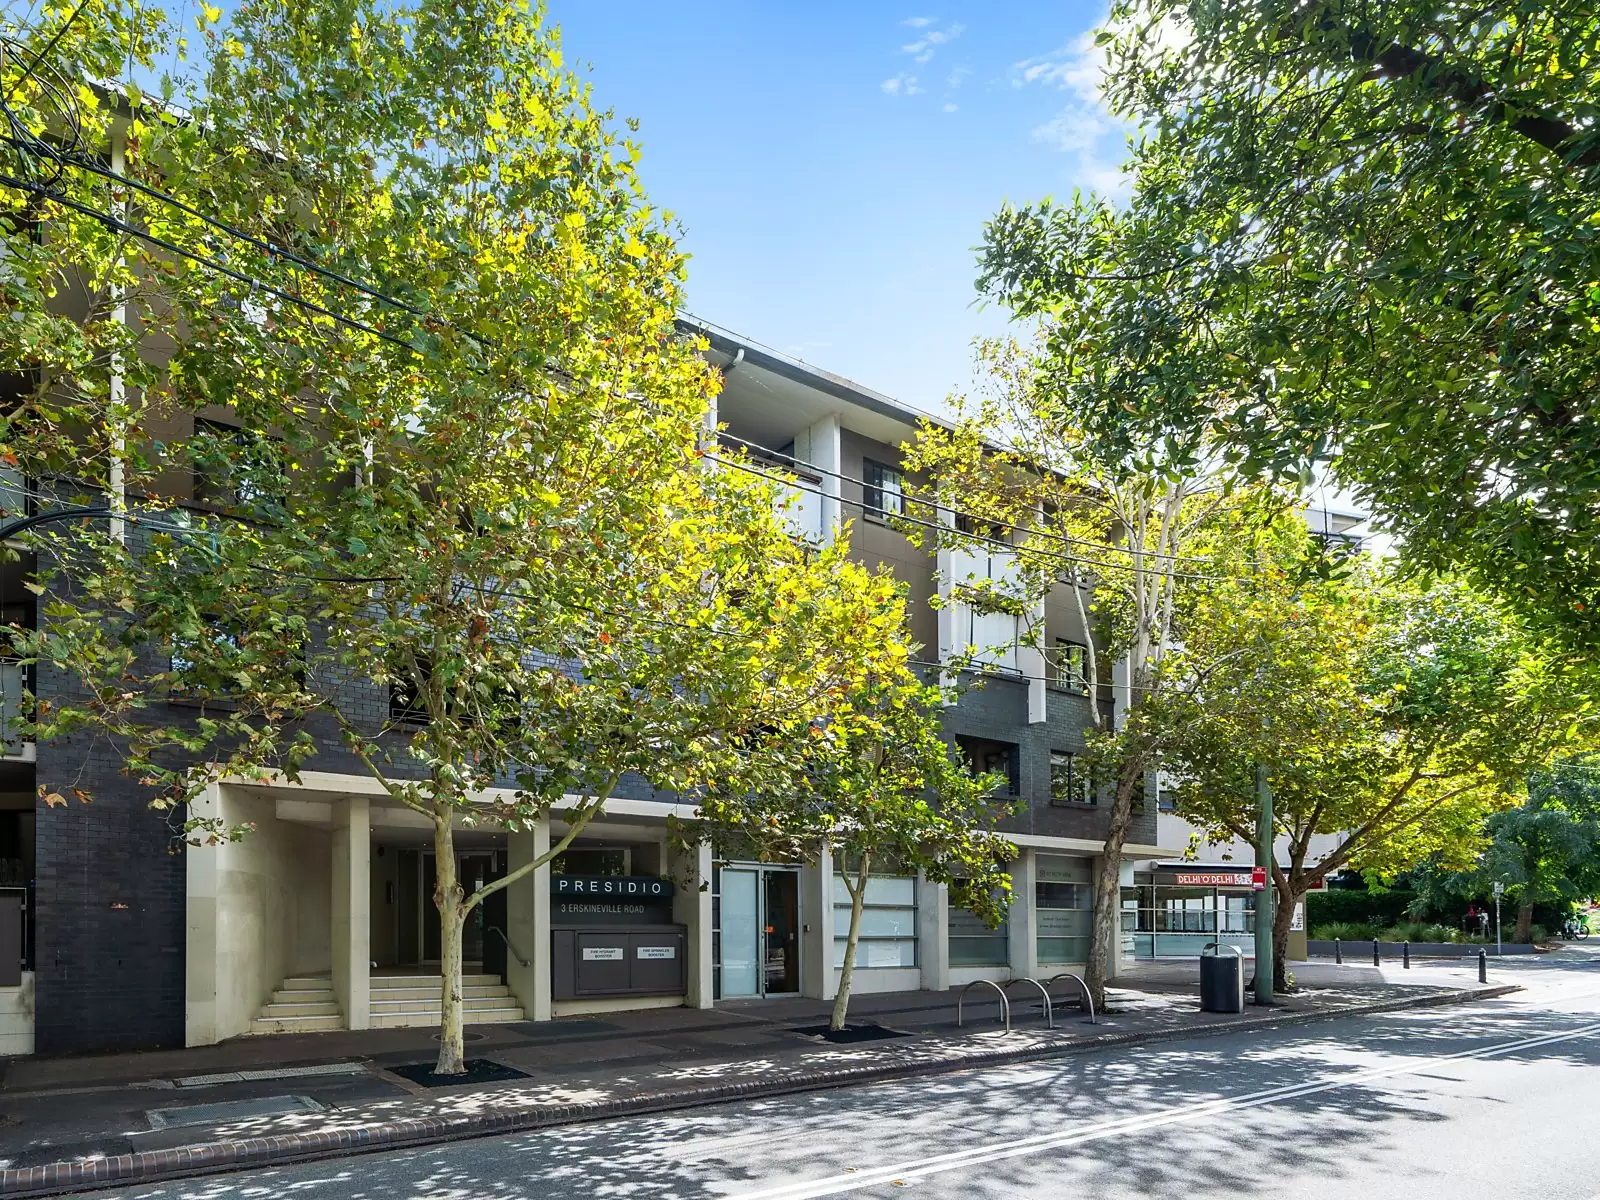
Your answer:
[957,979,1011,1031]
[1043,972,1097,1025]
[1001,977,1054,1029]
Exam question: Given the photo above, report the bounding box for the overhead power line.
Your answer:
[709,452,1238,584]
[717,430,1274,570]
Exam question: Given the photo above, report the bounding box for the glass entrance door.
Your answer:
[718,865,801,998]
[763,869,800,994]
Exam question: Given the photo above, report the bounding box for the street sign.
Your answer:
[1251,866,1267,891]
[1493,881,1505,896]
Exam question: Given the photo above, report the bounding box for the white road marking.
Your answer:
[730,1020,1600,1200]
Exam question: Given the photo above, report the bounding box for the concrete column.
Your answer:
[1112,653,1133,729]
[794,414,842,543]
[671,840,715,1009]
[935,495,959,696]
[507,821,551,1021]
[1019,618,1047,724]
[331,796,371,1030]
[801,848,835,1001]
[1113,857,1137,976]
[917,873,950,993]
[184,783,223,1047]
[1007,850,1038,980]
[1020,503,1048,723]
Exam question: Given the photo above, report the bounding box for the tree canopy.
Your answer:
[1159,551,1599,984]
[0,0,936,1072]
[899,338,1296,1003]
[980,0,1600,644]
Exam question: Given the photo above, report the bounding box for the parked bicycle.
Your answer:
[1561,912,1590,940]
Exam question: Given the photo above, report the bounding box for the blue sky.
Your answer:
[550,3,1122,414]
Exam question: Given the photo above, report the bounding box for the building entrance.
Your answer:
[716,865,800,998]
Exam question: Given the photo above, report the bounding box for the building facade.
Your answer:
[8,319,1171,1057]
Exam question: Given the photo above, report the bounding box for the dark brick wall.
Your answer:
[943,673,1158,848]
[33,726,187,1054]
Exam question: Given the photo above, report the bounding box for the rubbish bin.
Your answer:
[1199,942,1245,1013]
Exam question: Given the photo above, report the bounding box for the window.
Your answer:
[863,458,904,518]
[957,737,1020,796]
[1049,750,1095,806]
[948,879,1010,966]
[833,875,917,969]
[1035,855,1092,964]
[169,617,245,703]
[553,846,630,876]
[193,418,284,511]
[388,658,431,724]
[1054,639,1088,693]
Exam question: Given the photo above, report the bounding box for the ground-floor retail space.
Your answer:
[1123,862,1310,960]
[179,775,1163,1047]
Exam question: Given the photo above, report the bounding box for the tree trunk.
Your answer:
[432,813,468,1075]
[831,852,870,1032]
[1272,886,1299,994]
[1515,901,1534,944]
[1085,759,1141,1008]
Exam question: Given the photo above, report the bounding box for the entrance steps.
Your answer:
[248,973,526,1034]
[368,973,526,1028]
[250,976,343,1035]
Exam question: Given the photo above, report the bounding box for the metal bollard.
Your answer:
[1478,948,1487,984]
[1403,941,1411,968]
[1334,938,1342,965]
[1373,938,1381,966]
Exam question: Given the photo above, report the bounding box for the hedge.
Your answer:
[1306,889,1418,927]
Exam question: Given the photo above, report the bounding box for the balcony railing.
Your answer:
[0,661,33,760]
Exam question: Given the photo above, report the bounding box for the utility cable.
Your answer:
[0,170,420,351]
[717,430,1273,570]
[709,451,1238,584]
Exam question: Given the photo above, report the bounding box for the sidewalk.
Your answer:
[0,957,1512,1197]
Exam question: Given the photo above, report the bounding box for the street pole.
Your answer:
[1254,761,1274,1005]
[1494,883,1503,956]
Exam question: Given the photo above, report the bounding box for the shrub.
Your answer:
[1384,921,1440,943]
[1311,922,1381,941]
[1307,890,1419,928]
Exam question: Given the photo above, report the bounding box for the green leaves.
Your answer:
[985,0,1600,646]
[1,0,928,849]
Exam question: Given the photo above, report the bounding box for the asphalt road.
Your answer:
[89,949,1600,1200]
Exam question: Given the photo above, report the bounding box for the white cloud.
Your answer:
[946,66,970,89]
[1030,108,1108,154]
[900,21,964,64]
[881,73,924,96]
[943,102,959,113]
[1013,18,1136,198]
[903,15,936,27]
[1011,30,1104,106]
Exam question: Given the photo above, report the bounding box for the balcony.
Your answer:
[0,661,32,762]
[944,542,1023,674]
[721,438,828,545]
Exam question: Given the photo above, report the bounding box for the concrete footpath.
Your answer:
[0,958,1513,1198]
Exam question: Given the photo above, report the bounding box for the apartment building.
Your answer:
[0,315,1178,1058]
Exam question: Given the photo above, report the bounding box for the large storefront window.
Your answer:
[833,875,917,968]
[1036,855,1092,964]
[948,880,1009,966]
[1125,871,1257,957]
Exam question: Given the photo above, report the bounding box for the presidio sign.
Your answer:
[551,875,675,899]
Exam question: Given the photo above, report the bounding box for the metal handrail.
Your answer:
[957,979,1010,1031]
[487,924,530,970]
[1002,977,1053,1029]
[1044,972,1097,1025]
